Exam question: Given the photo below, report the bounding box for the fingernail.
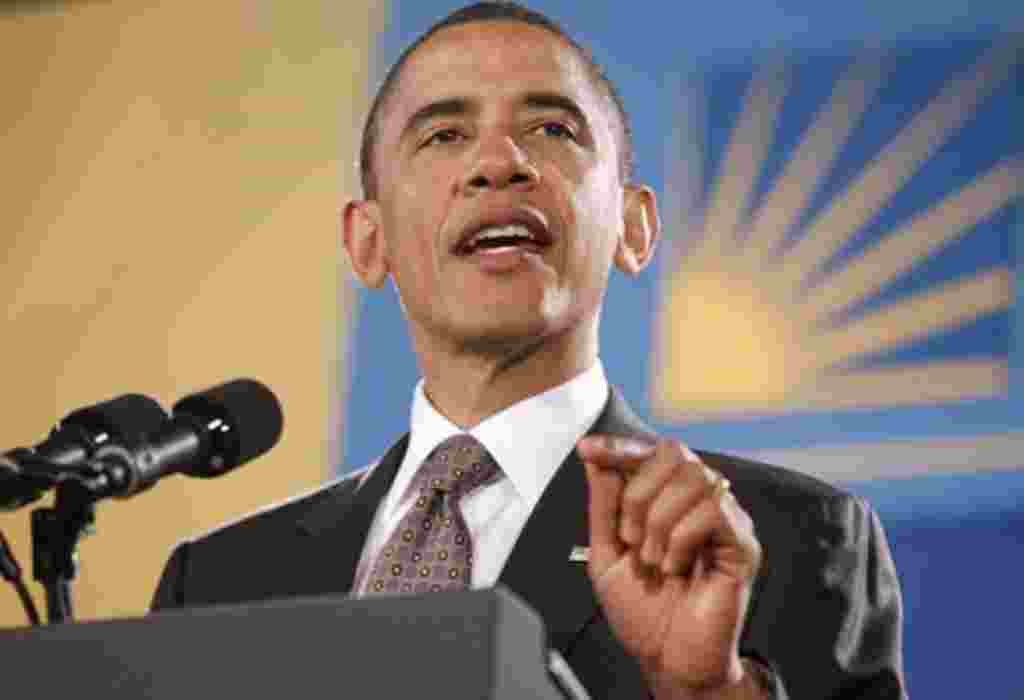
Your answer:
[620,438,657,458]
[581,435,655,458]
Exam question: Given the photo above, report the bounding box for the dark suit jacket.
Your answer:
[151,388,906,699]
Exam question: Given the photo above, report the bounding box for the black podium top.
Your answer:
[0,587,582,699]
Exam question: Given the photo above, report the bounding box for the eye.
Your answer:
[422,128,462,148]
[536,121,576,140]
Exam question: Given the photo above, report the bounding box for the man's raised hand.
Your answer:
[578,435,766,700]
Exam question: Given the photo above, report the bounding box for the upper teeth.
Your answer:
[470,224,535,245]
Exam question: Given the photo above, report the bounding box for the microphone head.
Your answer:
[172,378,283,471]
[54,393,168,450]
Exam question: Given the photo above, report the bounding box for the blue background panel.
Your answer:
[348,3,1024,697]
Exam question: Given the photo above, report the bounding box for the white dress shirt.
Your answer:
[353,361,609,594]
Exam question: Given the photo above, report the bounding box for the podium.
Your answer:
[0,587,588,699]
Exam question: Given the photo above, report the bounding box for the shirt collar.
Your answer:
[404,361,609,511]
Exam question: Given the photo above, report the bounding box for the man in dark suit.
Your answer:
[153,3,906,698]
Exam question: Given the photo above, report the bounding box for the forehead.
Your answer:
[382,21,609,135]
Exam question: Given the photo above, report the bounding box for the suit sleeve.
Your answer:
[742,494,906,699]
[150,542,189,611]
[825,496,905,698]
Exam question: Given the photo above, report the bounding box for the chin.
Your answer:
[451,313,560,355]
[455,304,591,358]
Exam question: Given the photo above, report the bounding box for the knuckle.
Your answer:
[719,499,743,532]
[646,502,675,534]
[667,521,692,549]
[745,539,764,578]
[647,480,688,525]
[752,538,764,566]
[658,439,692,465]
[621,488,648,514]
[701,464,720,486]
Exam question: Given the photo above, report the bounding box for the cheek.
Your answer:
[567,171,623,270]
[384,175,454,275]
[393,227,436,294]
[394,178,437,228]
[381,211,432,297]
[384,148,457,218]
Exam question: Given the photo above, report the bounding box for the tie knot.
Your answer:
[414,434,500,498]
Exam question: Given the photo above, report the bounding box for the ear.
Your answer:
[342,199,388,288]
[613,184,660,275]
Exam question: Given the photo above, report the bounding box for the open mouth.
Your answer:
[455,223,552,256]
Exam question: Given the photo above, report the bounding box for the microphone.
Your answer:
[91,378,283,498]
[0,394,168,510]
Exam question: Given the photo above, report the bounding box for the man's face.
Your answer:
[367,21,636,355]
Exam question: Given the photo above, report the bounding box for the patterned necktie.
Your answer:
[366,434,500,595]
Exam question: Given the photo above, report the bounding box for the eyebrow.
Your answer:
[400,91,590,142]
[522,92,589,130]
[401,97,472,141]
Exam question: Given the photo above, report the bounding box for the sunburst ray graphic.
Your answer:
[654,37,1023,420]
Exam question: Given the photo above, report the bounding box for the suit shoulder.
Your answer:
[601,391,854,510]
[181,464,372,548]
[696,449,862,526]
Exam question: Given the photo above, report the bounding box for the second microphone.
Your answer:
[91,378,284,500]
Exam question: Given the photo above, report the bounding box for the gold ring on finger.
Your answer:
[711,473,731,498]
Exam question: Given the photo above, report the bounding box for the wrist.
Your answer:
[649,657,773,700]
[736,657,774,699]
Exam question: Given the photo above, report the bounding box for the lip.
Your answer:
[452,208,554,256]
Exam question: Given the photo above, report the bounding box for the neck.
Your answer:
[414,319,599,429]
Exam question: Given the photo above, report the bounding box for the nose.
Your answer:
[460,134,539,194]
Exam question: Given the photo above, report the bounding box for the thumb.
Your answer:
[584,459,626,577]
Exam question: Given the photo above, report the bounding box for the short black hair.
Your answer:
[358,1,634,199]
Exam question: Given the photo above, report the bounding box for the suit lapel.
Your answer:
[497,387,655,652]
[289,386,654,629]
[498,444,594,652]
[296,435,410,593]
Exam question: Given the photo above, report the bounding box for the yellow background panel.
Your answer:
[0,0,379,625]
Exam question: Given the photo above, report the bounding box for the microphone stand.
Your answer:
[30,488,91,623]
[28,460,120,624]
